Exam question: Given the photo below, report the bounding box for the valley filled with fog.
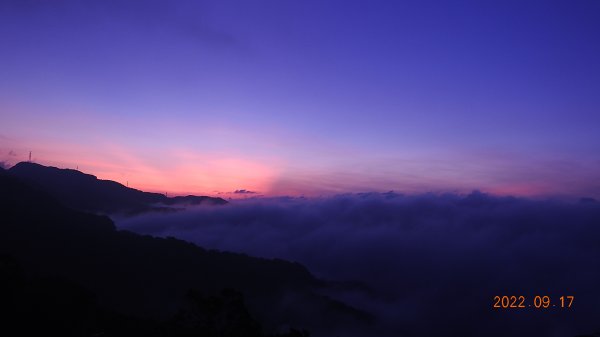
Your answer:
[116,192,600,336]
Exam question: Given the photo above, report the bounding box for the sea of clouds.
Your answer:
[116,191,600,337]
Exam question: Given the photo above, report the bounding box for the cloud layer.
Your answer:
[116,192,600,336]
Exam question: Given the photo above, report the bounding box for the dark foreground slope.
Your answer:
[8,162,227,214]
[0,169,372,336]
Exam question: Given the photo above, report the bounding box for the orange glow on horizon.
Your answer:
[1,137,597,199]
[0,140,282,198]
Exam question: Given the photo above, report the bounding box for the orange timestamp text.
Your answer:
[493,295,574,309]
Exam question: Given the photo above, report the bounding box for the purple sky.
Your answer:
[1,0,599,197]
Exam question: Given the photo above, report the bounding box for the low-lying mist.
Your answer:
[116,192,600,337]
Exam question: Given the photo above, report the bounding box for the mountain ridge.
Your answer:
[8,161,227,214]
[0,169,373,336]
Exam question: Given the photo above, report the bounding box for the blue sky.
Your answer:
[1,0,599,197]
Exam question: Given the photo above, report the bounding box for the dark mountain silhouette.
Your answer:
[7,162,227,215]
[0,171,373,336]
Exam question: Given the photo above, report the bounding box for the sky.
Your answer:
[1,0,599,198]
